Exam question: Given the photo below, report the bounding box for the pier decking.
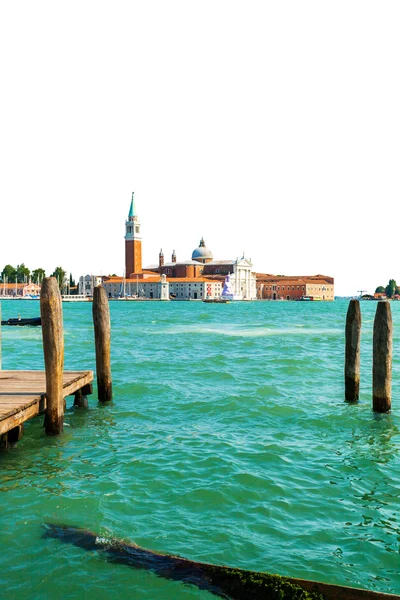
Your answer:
[0,370,93,437]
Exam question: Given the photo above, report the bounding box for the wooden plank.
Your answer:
[0,371,92,394]
[0,397,39,406]
[0,396,41,421]
[62,371,93,397]
[0,370,92,392]
[0,402,41,435]
[0,397,39,410]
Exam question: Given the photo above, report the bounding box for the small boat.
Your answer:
[219,273,242,301]
[203,298,229,303]
[61,295,91,302]
[297,296,322,301]
[1,316,42,326]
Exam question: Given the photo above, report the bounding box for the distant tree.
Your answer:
[16,263,31,283]
[385,279,397,299]
[375,286,385,294]
[69,273,75,288]
[2,264,16,282]
[50,267,67,290]
[32,268,46,284]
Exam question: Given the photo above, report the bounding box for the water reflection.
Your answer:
[336,415,400,559]
[345,414,399,465]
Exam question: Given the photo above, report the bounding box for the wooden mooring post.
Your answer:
[0,301,2,370]
[345,299,361,401]
[373,301,392,413]
[93,285,112,401]
[40,277,65,435]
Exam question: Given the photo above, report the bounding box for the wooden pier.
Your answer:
[0,370,93,443]
[0,277,112,447]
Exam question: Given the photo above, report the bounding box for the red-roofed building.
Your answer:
[256,274,334,300]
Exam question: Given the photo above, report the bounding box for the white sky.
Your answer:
[1,1,399,296]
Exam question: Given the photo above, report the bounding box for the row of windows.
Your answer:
[163,268,206,275]
[171,286,204,290]
[264,286,332,292]
[267,285,305,291]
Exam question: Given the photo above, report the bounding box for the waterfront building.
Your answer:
[104,194,334,301]
[78,275,103,296]
[256,274,334,300]
[102,274,224,300]
[0,282,41,297]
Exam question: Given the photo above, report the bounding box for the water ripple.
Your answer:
[1,299,400,597]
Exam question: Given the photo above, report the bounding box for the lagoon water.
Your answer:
[1,298,400,598]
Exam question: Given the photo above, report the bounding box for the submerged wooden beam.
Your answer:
[43,523,396,600]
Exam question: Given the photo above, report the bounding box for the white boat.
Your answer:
[220,273,242,301]
[61,295,91,302]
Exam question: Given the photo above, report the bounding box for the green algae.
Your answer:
[199,565,325,599]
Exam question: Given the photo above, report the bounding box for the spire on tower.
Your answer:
[159,248,164,267]
[128,192,135,219]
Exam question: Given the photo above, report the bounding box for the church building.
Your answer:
[102,193,257,300]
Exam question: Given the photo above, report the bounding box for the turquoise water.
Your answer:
[1,298,400,598]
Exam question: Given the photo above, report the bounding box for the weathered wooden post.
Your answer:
[345,299,361,401]
[373,301,392,413]
[93,285,112,401]
[0,301,2,370]
[73,384,92,409]
[40,277,64,434]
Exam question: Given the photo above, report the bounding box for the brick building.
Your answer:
[256,274,334,300]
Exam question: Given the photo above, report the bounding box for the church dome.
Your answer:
[192,238,213,263]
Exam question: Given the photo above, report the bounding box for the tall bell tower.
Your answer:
[125,192,142,276]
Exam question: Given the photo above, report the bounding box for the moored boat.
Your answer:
[297,295,322,301]
[61,295,91,302]
[1,316,41,326]
[220,273,242,301]
[202,298,229,303]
